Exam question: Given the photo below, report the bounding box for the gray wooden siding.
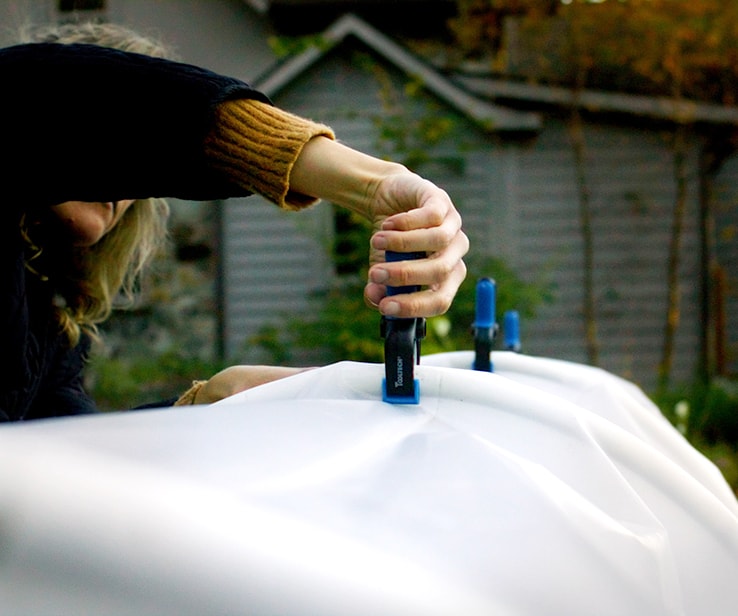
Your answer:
[0,1,276,82]
[2,1,718,391]
[222,48,387,362]
[222,197,331,361]
[223,42,703,391]
[108,0,276,83]
[512,121,701,389]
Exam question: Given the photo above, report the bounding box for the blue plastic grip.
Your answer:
[503,310,521,352]
[472,277,496,372]
[384,251,425,298]
[473,278,496,329]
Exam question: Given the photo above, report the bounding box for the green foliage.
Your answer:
[267,34,332,58]
[655,378,738,445]
[698,441,738,497]
[250,253,553,365]
[86,347,225,412]
[654,376,738,495]
[685,378,738,447]
[350,51,469,173]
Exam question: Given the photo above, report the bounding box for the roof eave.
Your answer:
[254,13,542,133]
[456,75,738,126]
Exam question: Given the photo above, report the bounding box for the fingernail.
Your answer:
[370,268,389,283]
[382,301,400,316]
[372,234,388,250]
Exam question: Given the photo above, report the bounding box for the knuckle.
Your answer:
[433,260,453,284]
[430,208,446,227]
[438,225,455,246]
[430,296,450,316]
[386,235,407,253]
[405,298,422,317]
[394,267,414,287]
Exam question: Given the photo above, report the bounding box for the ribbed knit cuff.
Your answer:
[204,99,335,210]
[173,380,208,406]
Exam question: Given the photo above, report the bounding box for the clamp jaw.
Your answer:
[472,277,498,372]
[381,251,426,404]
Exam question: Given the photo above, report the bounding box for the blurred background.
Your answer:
[2,0,736,490]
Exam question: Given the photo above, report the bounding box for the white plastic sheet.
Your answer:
[0,351,737,615]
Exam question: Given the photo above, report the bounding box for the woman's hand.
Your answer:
[361,172,468,319]
[193,365,312,404]
[289,137,469,318]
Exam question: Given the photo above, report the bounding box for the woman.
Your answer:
[1,22,468,420]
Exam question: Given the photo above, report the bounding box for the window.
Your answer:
[332,207,370,277]
[58,0,105,12]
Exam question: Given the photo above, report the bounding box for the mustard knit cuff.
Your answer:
[204,99,335,210]
[173,380,208,406]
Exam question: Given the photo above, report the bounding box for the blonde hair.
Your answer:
[17,22,174,346]
[62,198,171,346]
[16,20,174,59]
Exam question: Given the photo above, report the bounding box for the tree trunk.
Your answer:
[657,124,689,393]
[568,105,600,366]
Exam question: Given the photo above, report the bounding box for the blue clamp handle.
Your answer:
[472,277,497,372]
[503,310,522,352]
[381,251,425,404]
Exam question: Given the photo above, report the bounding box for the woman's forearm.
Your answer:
[289,137,408,219]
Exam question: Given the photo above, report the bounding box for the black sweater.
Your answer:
[0,43,267,421]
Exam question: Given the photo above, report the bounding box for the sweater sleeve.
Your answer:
[25,334,99,420]
[0,42,300,205]
[204,100,335,210]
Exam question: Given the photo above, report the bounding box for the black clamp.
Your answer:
[472,277,498,372]
[381,251,426,404]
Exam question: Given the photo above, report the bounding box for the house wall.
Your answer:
[106,0,275,82]
[0,2,710,391]
[512,120,702,389]
[222,41,703,391]
[221,197,332,361]
[0,0,275,80]
[0,0,55,41]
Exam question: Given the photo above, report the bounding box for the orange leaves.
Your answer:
[454,0,738,103]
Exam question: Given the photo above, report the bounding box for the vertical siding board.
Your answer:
[714,156,738,374]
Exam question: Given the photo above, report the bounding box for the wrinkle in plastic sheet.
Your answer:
[1,352,738,615]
